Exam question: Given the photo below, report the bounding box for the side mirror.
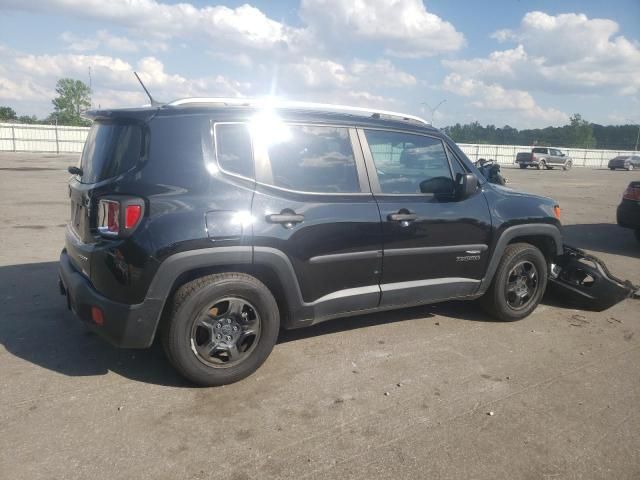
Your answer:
[455,173,478,200]
[419,176,456,195]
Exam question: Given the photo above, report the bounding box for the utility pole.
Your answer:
[421,99,446,126]
[88,66,92,109]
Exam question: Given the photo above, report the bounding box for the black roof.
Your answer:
[85,104,440,136]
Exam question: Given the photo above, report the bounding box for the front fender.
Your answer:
[477,223,563,295]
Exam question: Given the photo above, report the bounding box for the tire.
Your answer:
[635,229,640,244]
[562,161,572,171]
[627,165,634,171]
[519,164,527,169]
[162,272,280,386]
[610,167,615,171]
[480,243,548,322]
[537,160,546,170]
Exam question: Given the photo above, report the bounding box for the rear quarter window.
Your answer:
[145,115,212,190]
[80,122,143,183]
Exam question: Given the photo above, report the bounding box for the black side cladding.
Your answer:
[548,245,639,311]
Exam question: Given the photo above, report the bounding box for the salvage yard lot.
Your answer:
[1,152,639,479]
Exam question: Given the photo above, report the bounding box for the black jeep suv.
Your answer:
[59,99,563,386]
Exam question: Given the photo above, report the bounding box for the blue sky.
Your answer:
[1,0,639,128]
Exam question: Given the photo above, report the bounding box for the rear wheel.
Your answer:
[162,273,280,386]
[537,160,546,170]
[610,167,615,171]
[519,164,527,169]
[480,243,548,321]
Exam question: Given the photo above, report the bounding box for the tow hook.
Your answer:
[548,245,640,311]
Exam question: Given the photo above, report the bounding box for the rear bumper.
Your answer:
[58,249,163,348]
[617,200,640,230]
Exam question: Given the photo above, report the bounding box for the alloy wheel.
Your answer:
[505,261,539,310]
[190,297,261,368]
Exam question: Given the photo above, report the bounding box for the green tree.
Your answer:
[17,115,39,124]
[0,106,17,121]
[568,113,596,148]
[51,78,92,126]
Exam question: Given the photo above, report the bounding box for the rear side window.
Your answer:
[364,130,452,194]
[80,122,142,183]
[262,125,359,193]
[214,124,254,179]
[532,147,548,154]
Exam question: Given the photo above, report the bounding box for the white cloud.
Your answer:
[0,48,250,115]
[443,73,569,125]
[447,12,640,96]
[0,0,309,54]
[61,30,139,53]
[300,0,465,57]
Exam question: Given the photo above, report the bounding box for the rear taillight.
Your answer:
[97,197,144,237]
[98,200,120,237]
[623,185,640,201]
[125,205,142,229]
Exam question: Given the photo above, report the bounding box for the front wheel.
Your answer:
[480,243,548,321]
[162,273,280,386]
[628,165,634,171]
[635,229,640,244]
[563,161,572,171]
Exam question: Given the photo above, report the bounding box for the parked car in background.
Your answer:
[617,181,640,243]
[608,155,640,171]
[516,147,573,170]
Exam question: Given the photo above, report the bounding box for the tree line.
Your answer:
[443,114,639,151]
[0,78,92,127]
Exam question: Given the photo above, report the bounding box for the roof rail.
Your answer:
[166,97,430,126]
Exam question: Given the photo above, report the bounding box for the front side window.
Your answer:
[364,130,453,194]
[261,125,359,193]
[215,123,254,179]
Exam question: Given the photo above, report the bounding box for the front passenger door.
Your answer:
[358,129,492,308]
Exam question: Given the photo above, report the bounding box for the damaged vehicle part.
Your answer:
[548,246,639,311]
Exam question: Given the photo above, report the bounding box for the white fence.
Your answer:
[458,143,638,168]
[1,122,637,168]
[0,122,89,153]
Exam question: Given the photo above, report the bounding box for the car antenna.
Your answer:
[134,71,163,107]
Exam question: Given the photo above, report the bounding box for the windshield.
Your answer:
[79,122,143,183]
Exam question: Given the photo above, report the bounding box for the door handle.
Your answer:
[266,212,304,227]
[388,212,418,222]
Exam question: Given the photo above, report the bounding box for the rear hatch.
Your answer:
[67,120,145,274]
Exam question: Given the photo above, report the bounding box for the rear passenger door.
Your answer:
[248,121,383,318]
[358,128,492,308]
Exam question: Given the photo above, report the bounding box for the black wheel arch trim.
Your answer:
[476,223,563,295]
